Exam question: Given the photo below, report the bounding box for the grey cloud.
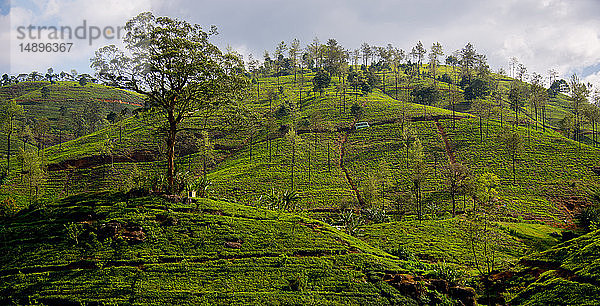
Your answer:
[3,0,599,89]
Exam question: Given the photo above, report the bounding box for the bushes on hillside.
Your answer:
[411,85,441,106]
[0,165,7,186]
[575,206,600,232]
[0,197,19,218]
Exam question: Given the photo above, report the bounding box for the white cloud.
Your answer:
[6,0,153,74]
[2,0,599,90]
[584,72,600,92]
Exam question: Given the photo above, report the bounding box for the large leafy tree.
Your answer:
[91,12,248,192]
[463,78,490,101]
[312,68,331,95]
[411,84,440,115]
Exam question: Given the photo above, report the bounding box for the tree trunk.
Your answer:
[382,72,385,94]
[167,116,177,194]
[203,154,207,181]
[291,142,295,190]
[479,116,482,142]
[512,154,516,185]
[452,93,456,130]
[500,103,503,128]
[452,189,456,217]
[395,73,398,100]
[534,105,538,131]
[6,130,11,171]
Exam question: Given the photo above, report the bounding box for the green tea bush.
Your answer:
[64,222,84,245]
[362,208,389,223]
[0,197,19,218]
[575,206,600,232]
[388,245,416,261]
[424,261,467,285]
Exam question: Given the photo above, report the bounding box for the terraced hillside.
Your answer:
[0,81,142,152]
[2,65,599,305]
[497,229,600,305]
[0,192,471,305]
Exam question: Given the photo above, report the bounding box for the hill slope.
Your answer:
[0,81,142,152]
[503,229,600,305]
[0,191,470,305]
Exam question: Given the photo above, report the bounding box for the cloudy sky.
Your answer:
[1,0,599,88]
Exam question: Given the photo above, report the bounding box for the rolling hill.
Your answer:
[2,65,599,305]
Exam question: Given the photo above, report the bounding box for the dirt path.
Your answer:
[338,101,369,207]
[434,120,457,164]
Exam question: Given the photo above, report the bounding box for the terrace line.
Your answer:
[16,20,124,45]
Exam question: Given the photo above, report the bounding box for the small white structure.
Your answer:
[355,122,370,129]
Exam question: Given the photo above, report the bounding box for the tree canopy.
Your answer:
[91,12,249,192]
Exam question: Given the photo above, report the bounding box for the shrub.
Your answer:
[275,104,290,118]
[340,210,364,236]
[0,165,7,186]
[350,103,363,119]
[149,173,167,193]
[389,245,416,261]
[362,208,389,223]
[0,197,19,218]
[267,189,301,212]
[193,177,212,198]
[64,222,84,245]
[286,273,306,292]
[425,261,467,285]
[439,73,453,84]
[575,206,600,232]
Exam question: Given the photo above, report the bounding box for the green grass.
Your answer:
[498,222,561,252]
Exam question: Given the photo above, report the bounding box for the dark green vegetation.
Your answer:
[0,192,466,305]
[499,229,600,305]
[2,13,600,305]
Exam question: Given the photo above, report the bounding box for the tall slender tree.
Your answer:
[460,43,477,82]
[1,101,24,171]
[569,74,590,145]
[275,41,287,87]
[428,42,444,88]
[501,129,524,185]
[289,38,301,83]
